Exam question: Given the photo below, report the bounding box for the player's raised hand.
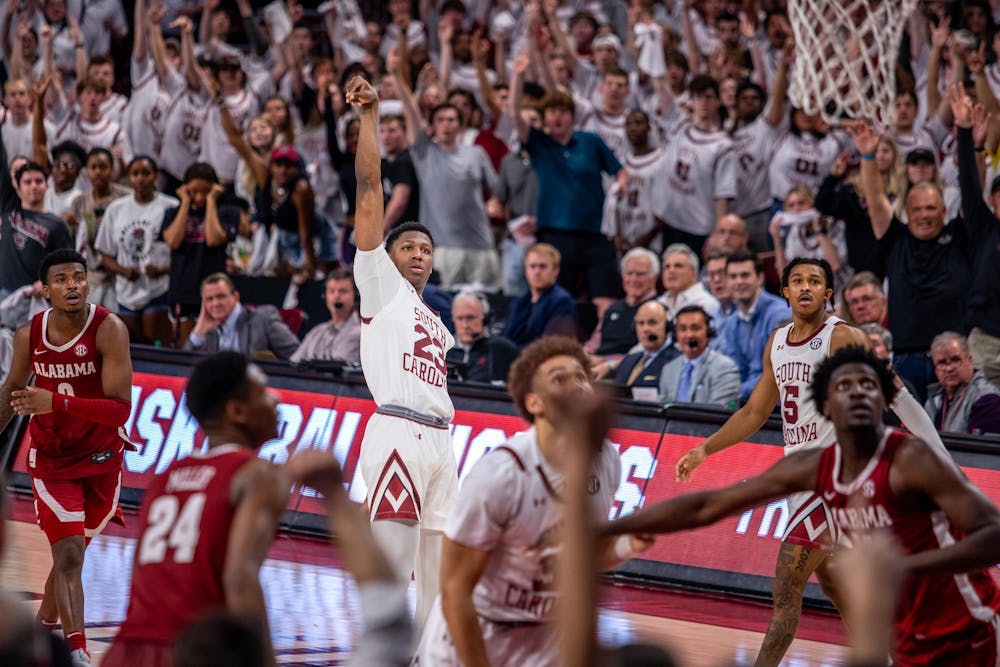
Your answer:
[11,386,54,416]
[845,120,880,157]
[675,443,707,483]
[285,448,344,497]
[947,82,973,128]
[345,75,377,109]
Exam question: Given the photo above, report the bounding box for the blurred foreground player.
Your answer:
[413,337,653,666]
[674,258,944,667]
[606,346,1000,666]
[103,352,289,667]
[0,249,133,667]
[349,75,458,630]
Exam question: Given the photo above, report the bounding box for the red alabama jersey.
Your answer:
[27,304,128,479]
[816,429,1000,649]
[115,445,257,645]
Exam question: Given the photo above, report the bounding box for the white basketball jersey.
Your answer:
[579,107,629,161]
[770,315,843,454]
[446,429,620,623]
[731,116,782,217]
[159,89,210,180]
[354,245,454,421]
[656,121,736,236]
[768,131,848,200]
[606,148,669,246]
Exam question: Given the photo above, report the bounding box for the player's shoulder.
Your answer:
[231,456,288,508]
[829,320,868,350]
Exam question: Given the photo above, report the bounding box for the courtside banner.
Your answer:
[7,363,1000,602]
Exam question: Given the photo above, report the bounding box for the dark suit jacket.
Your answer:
[614,345,680,389]
[501,284,577,347]
[183,304,301,360]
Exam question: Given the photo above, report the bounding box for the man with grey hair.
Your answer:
[924,332,1000,435]
[859,322,894,362]
[445,291,519,384]
[657,243,719,320]
[588,247,660,378]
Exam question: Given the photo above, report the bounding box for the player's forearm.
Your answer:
[225,580,276,666]
[52,395,131,427]
[353,103,384,251]
[322,486,396,584]
[440,591,490,667]
[601,491,719,536]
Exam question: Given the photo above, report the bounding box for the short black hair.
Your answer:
[688,74,719,97]
[39,249,86,283]
[725,247,763,275]
[86,147,114,165]
[51,140,87,167]
[781,257,835,293]
[182,161,220,184]
[14,160,46,185]
[174,611,268,667]
[810,345,898,416]
[127,154,159,173]
[385,221,434,252]
[429,102,464,126]
[717,11,739,24]
[185,352,254,426]
[736,79,766,105]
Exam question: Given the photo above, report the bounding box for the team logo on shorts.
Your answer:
[586,475,601,495]
[74,344,88,357]
[810,338,823,350]
[371,450,421,523]
[862,480,876,498]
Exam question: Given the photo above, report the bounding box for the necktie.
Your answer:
[626,353,650,385]
[676,360,696,402]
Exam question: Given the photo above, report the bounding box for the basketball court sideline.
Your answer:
[1,496,847,666]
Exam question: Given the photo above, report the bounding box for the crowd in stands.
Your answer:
[1,0,999,436]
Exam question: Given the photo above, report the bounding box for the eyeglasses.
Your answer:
[932,355,967,368]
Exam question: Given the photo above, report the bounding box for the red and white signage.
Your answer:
[12,371,1000,584]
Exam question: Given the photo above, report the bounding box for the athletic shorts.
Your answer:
[359,412,457,533]
[781,491,836,551]
[31,469,123,544]
[412,596,559,667]
[101,639,173,667]
[894,616,1000,666]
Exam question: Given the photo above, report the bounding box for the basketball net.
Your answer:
[787,0,918,127]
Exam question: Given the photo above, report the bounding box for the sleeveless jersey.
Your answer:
[115,445,257,644]
[770,315,843,454]
[605,148,669,248]
[354,245,454,420]
[27,304,128,479]
[446,429,620,623]
[816,429,1000,646]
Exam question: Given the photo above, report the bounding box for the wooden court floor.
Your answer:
[1,497,848,666]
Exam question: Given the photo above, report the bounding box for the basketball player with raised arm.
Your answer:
[674,257,945,667]
[348,75,458,631]
[413,336,652,666]
[0,249,133,667]
[103,352,290,667]
[606,346,1000,666]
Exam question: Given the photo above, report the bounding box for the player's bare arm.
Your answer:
[0,325,33,430]
[348,75,384,252]
[675,331,781,482]
[225,459,289,666]
[609,449,820,537]
[891,436,1000,575]
[15,315,134,422]
[833,324,947,448]
[439,537,491,667]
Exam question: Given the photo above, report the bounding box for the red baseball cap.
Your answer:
[270,145,301,163]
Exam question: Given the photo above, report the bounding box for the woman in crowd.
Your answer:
[69,147,131,310]
[94,156,178,346]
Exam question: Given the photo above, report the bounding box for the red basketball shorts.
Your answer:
[31,468,123,544]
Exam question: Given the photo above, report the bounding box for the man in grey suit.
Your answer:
[659,305,740,407]
[183,273,301,360]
